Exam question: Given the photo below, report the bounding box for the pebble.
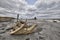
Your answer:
[26,38,30,40]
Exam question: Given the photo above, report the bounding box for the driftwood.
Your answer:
[10,21,37,35]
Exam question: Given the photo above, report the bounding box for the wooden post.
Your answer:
[34,17,37,20]
[17,14,19,22]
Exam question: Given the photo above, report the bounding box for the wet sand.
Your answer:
[0,19,60,40]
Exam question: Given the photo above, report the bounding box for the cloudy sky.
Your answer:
[0,0,60,19]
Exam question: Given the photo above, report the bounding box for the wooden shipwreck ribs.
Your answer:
[10,21,37,35]
[10,14,37,35]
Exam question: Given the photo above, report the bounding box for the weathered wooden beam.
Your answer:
[17,14,19,22]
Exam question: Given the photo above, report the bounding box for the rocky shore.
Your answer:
[0,18,60,40]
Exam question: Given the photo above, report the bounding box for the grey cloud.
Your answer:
[0,0,60,19]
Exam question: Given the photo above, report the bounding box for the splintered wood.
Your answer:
[10,21,37,35]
